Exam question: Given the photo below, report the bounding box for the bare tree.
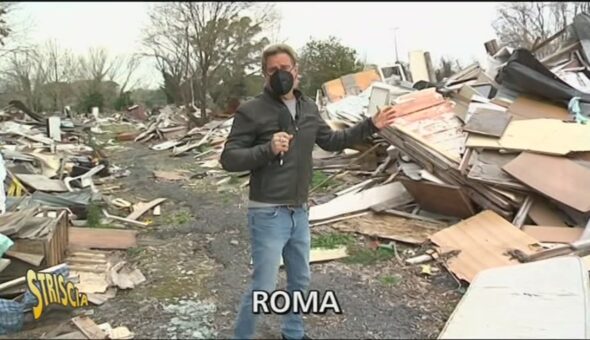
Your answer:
[141,2,193,105]
[493,2,590,51]
[142,2,277,122]
[0,48,48,112]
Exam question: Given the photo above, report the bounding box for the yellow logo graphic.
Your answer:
[26,269,88,320]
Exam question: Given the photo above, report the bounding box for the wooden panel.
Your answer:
[503,152,590,213]
[522,226,583,243]
[399,179,475,219]
[467,119,590,155]
[508,96,570,120]
[322,79,346,103]
[69,227,137,250]
[499,119,590,155]
[429,210,541,282]
[529,197,569,227]
[463,110,512,137]
[330,212,446,245]
[353,69,381,92]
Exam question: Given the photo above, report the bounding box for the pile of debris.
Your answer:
[302,12,590,339]
[0,103,153,337]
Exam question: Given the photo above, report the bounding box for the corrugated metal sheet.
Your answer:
[429,210,542,283]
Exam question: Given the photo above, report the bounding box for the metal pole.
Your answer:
[393,27,399,62]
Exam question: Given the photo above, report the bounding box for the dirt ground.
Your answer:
[4,130,463,339]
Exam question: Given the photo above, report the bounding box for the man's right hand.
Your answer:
[271,132,293,155]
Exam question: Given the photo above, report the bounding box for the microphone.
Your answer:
[278,111,291,167]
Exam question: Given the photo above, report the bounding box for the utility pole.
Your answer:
[393,27,400,63]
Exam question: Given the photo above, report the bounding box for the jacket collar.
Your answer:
[263,85,304,103]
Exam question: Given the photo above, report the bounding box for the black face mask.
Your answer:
[269,69,294,96]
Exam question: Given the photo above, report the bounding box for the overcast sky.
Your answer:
[13,1,503,89]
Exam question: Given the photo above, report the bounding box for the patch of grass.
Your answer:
[311,170,340,191]
[127,246,145,258]
[311,232,355,249]
[86,202,103,228]
[343,246,395,265]
[163,210,193,225]
[379,274,402,286]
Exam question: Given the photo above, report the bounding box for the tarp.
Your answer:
[495,48,590,106]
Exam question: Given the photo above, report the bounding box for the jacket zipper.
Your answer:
[279,97,300,206]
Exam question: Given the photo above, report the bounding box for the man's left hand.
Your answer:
[371,106,397,130]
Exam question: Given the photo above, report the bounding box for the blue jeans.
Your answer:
[233,205,311,339]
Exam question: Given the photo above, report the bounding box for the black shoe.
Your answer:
[281,334,311,340]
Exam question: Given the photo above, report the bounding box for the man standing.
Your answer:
[220,44,396,340]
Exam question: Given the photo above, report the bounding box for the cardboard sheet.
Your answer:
[429,210,541,282]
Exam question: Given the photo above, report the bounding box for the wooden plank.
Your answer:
[429,210,541,282]
[499,119,590,155]
[463,110,512,137]
[72,316,107,340]
[251,246,348,266]
[309,182,409,222]
[503,152,590,213]
[508,96,570,120]
[330,212,446,245]
[399,179,475,219]
[126,198,167,221]
[69,227,137,250]
[439,257,590,339]
[5,250,44,266]
[467,118,590,155]
[523,226,584,243]
[14,174,68,192]
[529,197,569,227]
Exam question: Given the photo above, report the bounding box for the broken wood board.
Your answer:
[71,316,107,339]
[439,256,590,339]
[508,95,570,120]
[399,179,475,219]
[14,174,68,192]
[463,109,512,137]
[0,259,10,273]
[5,250,44,266]
[69,227,137,250]
[87,287,117,306]
[529,196,569,227]
[309,182,409,222]
[522,226,583,244]
[125,198,166,221]
[466,119,590,155]
[251,246,348,266]
[429,210,541,282]
[503,152,590,213]
[330,212,445,245]
[153,170,191,181]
